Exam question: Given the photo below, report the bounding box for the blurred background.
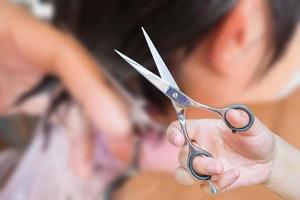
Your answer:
[0,0,300,200]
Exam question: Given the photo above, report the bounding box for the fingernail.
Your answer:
[207,163,223,174]
[174,133,182,146]
[169,128,182,146]
[206,164,218,174]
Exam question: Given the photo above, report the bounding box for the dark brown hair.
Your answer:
[18,0,300,111]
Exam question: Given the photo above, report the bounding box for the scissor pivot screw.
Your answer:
[172,92,178,99]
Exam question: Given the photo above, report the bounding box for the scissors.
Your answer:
[101,66,165,200]
[115,27,255,194]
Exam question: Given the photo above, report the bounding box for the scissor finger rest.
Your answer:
[188,148,213,181]
[223,104,254,133]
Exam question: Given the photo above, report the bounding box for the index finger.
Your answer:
[166,119,213,147]
[53,35,131,136]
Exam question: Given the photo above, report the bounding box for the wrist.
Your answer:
[265,134,300,199]
[264,135,285,188]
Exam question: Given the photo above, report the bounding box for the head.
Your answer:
[12,0,298,173]
[31,0,300,116]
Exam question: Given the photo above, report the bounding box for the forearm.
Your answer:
[266,135,300,200]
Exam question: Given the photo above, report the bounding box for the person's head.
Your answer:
[42,0,300,113]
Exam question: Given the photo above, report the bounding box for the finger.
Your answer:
[166,121,185,147]
[225,109,249,129]
[53,39,131,137]
[69,133,94,178]
[193,156,223,176]
[178,145,189,169]
[104,134,134,165]
[10,7,131,136]
[178,147,223,175]
[175,167,198,185]
[213,168,240,191]
[166,120,204,147]
[64,106,94,178]
[218,109,267,136]
[201,169,240,193]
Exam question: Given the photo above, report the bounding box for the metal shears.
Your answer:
[115,27,254,194]
[100,65,165,200]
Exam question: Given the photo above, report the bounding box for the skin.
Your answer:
[141,0,300,171]
[0,1,130,134]
[166,110,300,200]
[0,0,299,196]
[0,0,133,175]
[141,0,300,198]
[178,0,299,108]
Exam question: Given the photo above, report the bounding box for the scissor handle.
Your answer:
[187,147,213,181]
[223,104,254,133]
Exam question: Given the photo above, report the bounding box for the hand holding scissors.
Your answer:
[101,66,165,200]
[166,111,279,194]
[115,27,254,194]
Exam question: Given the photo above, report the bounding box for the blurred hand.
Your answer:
[0,1,132,175]
[166,109,276,193]
[0,1,130,135]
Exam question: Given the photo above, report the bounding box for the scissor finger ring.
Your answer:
[187,147,212,181]
[222,104,255,133]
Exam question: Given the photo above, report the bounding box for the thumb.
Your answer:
[225,109,250,130]
[220,108,264,136]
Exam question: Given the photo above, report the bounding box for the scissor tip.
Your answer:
[114,49,124,58]
[141,27,149,35]
[114,49,121,54]
[114,50,127,60]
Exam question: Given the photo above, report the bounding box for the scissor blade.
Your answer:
[141,27,179,89]
[115,50,170,94]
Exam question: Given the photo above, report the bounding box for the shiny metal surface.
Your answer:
[115,28,255,194]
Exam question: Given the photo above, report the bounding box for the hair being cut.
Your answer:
[18,0,300,111]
